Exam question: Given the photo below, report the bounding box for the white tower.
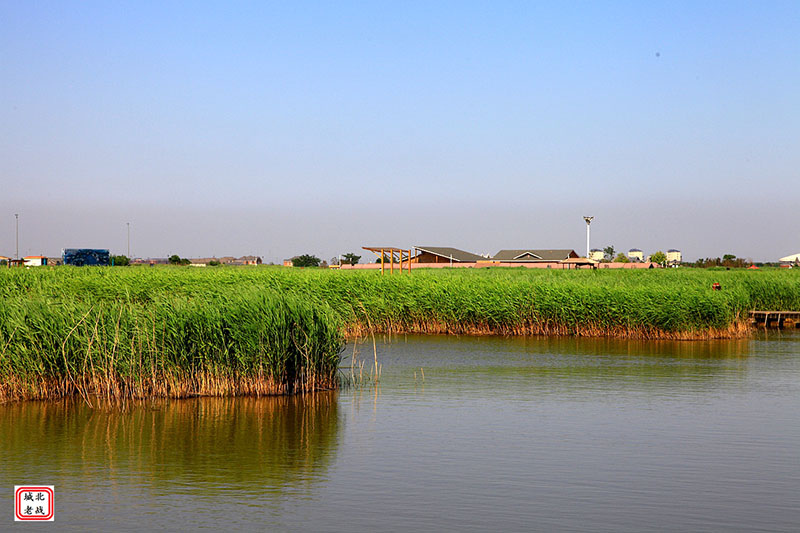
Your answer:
[583,216,593,258]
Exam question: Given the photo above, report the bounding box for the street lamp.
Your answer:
[583,216,594,259]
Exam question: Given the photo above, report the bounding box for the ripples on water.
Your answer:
[2,332,799,531]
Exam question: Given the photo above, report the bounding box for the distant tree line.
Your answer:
[692,254,751,268]
[295,252,362,268]
[341,253,360,265]
[292,254,321,267]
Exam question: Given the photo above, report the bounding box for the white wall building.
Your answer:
[589,249,604,261]
[627,249,644,262]
[23,256,48,267]
[666,249,682,264]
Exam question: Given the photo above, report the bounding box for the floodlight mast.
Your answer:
[583,216,594,258]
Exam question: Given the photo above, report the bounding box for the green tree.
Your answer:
[613,253,629,263]
[603,246,616,262]
[292,254,321,267]
[722,254,736,262]
[650,251,667,264]
[111,255,130,266]
[168,254,191,266]
[208,260,221,266]
[341,253,361,265]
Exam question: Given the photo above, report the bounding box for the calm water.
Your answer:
[2,332,800,531]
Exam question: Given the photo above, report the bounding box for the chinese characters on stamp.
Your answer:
[14,486,54,522]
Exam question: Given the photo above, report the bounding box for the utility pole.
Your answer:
[15,213,19,259]
[127,222,131,258]
[583,216,594,258]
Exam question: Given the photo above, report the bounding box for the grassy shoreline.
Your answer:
[2,266,798,401]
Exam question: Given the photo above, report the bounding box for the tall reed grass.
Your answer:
[2,266,798,401]
[0,282,343,402]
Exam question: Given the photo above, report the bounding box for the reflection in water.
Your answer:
[514,334,752,359]
[0,393,342,499]
[374,332,753,360]
[369,334,756,394]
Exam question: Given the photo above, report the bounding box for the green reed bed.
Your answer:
[0,280,343,402]
[2,266,799,401]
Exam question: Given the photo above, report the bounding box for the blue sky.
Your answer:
[1,1,798,261]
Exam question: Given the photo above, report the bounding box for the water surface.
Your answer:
[2,332,799,531]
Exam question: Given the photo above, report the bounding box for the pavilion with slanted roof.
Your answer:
[362,246,414,274]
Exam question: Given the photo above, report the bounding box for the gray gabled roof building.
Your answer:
[413,246,487,263]
[492,249,578,262]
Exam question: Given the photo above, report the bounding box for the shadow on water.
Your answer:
[0,393,342,498]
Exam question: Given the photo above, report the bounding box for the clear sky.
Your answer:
[2,1,798,262]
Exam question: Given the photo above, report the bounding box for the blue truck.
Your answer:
[62,248,110,266]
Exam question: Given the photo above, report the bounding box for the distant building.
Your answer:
[236,255,262,265]
[628,248,644,262]
[283,258,295,267]
[492,249,579,263]
[0,255,9,265]
[411,246,487,264]
[779,253,800,265]
[666,249,682,264]
[23,256,48,267]
[47,257,63,266]
[188,257,218,267]
[589,248,604,261]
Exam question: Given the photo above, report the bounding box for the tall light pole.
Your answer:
[583,216,594,258]
[126,222,131,258]
[15,213,19,259]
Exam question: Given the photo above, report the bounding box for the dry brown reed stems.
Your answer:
[342,318,753,341]
[0,369,340,404]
